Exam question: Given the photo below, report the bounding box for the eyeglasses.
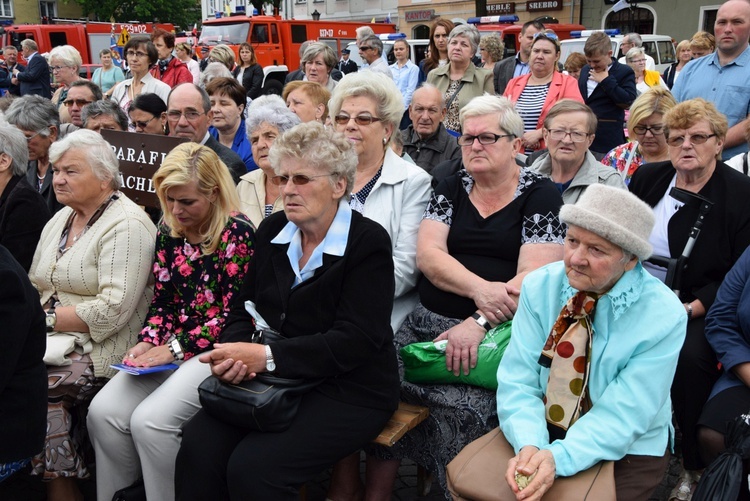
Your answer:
[125,51,149,58]
[629,59,647,63]
[270,174,332,186]
[25,129,45,142]
[457,132,515,146]
[546,129,590,142]
[666,133,717,147]
[633,124,665,136]
[359,46,374,51]
[334,114,382,126]
[533,31,559,41]
[63,99,93,108]
[51,66,71,72]
[132,115,157,130]
[165,110,205,122]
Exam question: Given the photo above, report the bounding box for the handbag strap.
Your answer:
[445,80,466,111]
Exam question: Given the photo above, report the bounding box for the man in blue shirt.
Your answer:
[672,0,750,160]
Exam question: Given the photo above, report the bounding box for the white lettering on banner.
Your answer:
[112,146,167,166]
[319,29,333,37]
[119,174,156,193]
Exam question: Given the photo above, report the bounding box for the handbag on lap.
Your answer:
[446,427,615,501]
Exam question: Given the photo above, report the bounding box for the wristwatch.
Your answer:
[45,306,57,333]
[265,345,276,372]
[168,338,185,360]
[471,312,491,332]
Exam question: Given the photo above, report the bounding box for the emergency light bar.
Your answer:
[467,15,520,25]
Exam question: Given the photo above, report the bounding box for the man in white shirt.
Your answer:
[359,35,393,78]
[617,33,656,70]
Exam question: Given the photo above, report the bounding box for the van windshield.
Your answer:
[198,23,250,45]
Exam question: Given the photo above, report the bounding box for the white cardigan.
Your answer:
[29,193,157,379]
[363,148,433,331]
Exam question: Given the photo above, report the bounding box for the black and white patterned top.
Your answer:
[349,168,383,214]
[420,167,565,318]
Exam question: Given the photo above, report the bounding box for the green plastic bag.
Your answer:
[401,321,512,390]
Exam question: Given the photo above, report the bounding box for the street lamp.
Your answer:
[312,9,320,20]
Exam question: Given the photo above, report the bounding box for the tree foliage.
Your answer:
[73,0,202,31]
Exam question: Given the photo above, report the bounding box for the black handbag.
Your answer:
[197,329,320,432]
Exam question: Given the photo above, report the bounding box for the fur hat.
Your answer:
[559,184,655,260]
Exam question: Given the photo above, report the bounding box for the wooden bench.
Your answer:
[373,402,430,447]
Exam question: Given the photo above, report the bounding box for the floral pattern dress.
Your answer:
[601,142,644,186]
[139,213,254,357]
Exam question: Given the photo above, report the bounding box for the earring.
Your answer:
[383,137,388,145]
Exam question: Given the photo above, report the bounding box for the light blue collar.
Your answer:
[271,200,352,287]
[560,261,645,320]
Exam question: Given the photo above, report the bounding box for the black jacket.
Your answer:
[577,58,636,154]
[629,161,750,309]
[25,161,63,216]
[0,176,50,271]
[338,59,358,75]
[233,63,264,100]
[16,53,51,98]
[222,210,399,412]
[204,135,247,184]
[0,244,47,463]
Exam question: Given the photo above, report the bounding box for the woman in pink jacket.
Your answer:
[503,31,583,153]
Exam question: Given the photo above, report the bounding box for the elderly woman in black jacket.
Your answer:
[629,97,750,498]
[0,123,50,271]
[175,122,399,500]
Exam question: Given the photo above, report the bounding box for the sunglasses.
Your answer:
[63,99,93,108]
[533,31,559,42]
[132,116,158,129]
[334,114,382,126]
[270,174,332,186]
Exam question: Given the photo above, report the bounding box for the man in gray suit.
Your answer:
[493,20,544,94]
[166,83,246,183]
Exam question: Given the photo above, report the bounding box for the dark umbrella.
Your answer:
[693,412,750,500]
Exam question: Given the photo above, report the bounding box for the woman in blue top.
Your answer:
[497,184,686,501]
[93,49,125,96]
[390,39,419,130]
[206,77,255,172]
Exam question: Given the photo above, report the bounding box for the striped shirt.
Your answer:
[516,83,550,153]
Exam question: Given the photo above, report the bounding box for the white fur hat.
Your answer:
[559,184,655,260]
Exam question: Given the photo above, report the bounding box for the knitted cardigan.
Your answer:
[29,193,156,379]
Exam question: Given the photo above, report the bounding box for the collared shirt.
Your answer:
[209,120,256,172]
[672,45,750,159]
[271,200,352,287]
[586,62,613,98]
[390,59,419,108]
[366,57,394,79]
[513,52,530,78]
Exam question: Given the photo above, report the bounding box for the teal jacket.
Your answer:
[497,261,686,477]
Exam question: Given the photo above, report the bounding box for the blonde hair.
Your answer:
[209,44,236,71]
[153,143,240,254]
[627,87,676,138]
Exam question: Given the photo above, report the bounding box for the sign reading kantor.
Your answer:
[102,130,189,208]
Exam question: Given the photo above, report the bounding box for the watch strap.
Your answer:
[471,312,491,331]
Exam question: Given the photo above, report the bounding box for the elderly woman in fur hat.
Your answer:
[493,185,687,501]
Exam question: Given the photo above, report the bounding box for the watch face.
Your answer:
[46,314,56,327]
[267,360,276,371]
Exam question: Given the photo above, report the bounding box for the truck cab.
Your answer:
[197,14,396,94]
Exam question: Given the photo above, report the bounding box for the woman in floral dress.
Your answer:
[87,143,254,501]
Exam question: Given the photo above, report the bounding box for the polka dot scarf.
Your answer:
[538,291,599,441]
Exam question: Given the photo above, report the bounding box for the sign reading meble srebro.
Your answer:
[101,130,189,208]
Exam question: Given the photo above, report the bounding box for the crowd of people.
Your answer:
[2,1,750,500]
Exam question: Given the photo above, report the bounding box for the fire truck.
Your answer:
[196,13,396,94]
[0,20,175,65]
[469,15,585,58]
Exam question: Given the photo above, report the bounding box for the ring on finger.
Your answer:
[148,357,153,362]
[496,310,503,316]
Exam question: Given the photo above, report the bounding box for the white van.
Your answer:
[560,30,676,74]
[345,34,429,70]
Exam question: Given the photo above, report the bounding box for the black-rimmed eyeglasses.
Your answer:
[457,133,515,146]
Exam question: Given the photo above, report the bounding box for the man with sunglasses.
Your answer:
[493,20,545,94]
[166,83,246,184]
[359,35,393,78]
[62,80,102,128]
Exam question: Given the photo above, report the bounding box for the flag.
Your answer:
[385,12,391,23]
[371,17,376,23]
[225,1,232,17]
[192,23,197,36]
[612,0,629,13]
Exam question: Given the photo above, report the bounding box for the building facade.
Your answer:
[3,0,84,25]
